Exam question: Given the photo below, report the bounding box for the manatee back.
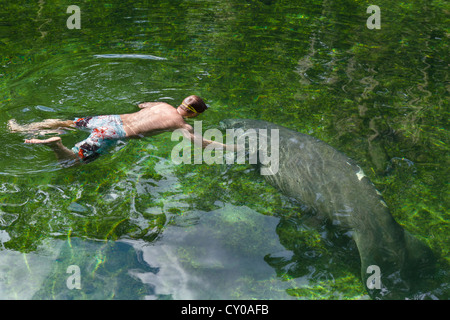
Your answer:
[222,119,437,299]
[226,119,389,230]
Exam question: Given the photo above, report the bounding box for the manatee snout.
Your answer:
[219,119,243,130]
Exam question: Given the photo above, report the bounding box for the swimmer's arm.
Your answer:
[197,135,237,151]
[182,127,239,152]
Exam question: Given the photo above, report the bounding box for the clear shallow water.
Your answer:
[0,0,448,299]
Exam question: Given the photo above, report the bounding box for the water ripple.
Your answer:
[93,54,167,61]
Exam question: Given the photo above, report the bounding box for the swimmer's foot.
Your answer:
[7,119,22,132]
[25,136,62,145]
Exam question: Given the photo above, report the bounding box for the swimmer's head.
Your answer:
[179,95,208,117]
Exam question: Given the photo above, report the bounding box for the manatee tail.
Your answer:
[359,230,436,299]
[403,231,436,278]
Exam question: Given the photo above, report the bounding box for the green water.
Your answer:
[0,0,448,299]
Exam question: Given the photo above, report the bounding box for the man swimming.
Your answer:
[8,95,234,165]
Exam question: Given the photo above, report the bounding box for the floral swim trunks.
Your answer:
[72,115,128,162]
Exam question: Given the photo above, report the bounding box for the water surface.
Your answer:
[0,0,448,299]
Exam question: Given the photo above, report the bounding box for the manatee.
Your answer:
[220,118,435,299]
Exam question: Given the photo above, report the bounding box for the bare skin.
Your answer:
[24,136,79,163]
[9,99,236,164]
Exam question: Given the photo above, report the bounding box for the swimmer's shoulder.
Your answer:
[138,101,174,109]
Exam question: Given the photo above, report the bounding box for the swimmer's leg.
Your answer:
[8,119,75,133]
[25,137,79,165]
